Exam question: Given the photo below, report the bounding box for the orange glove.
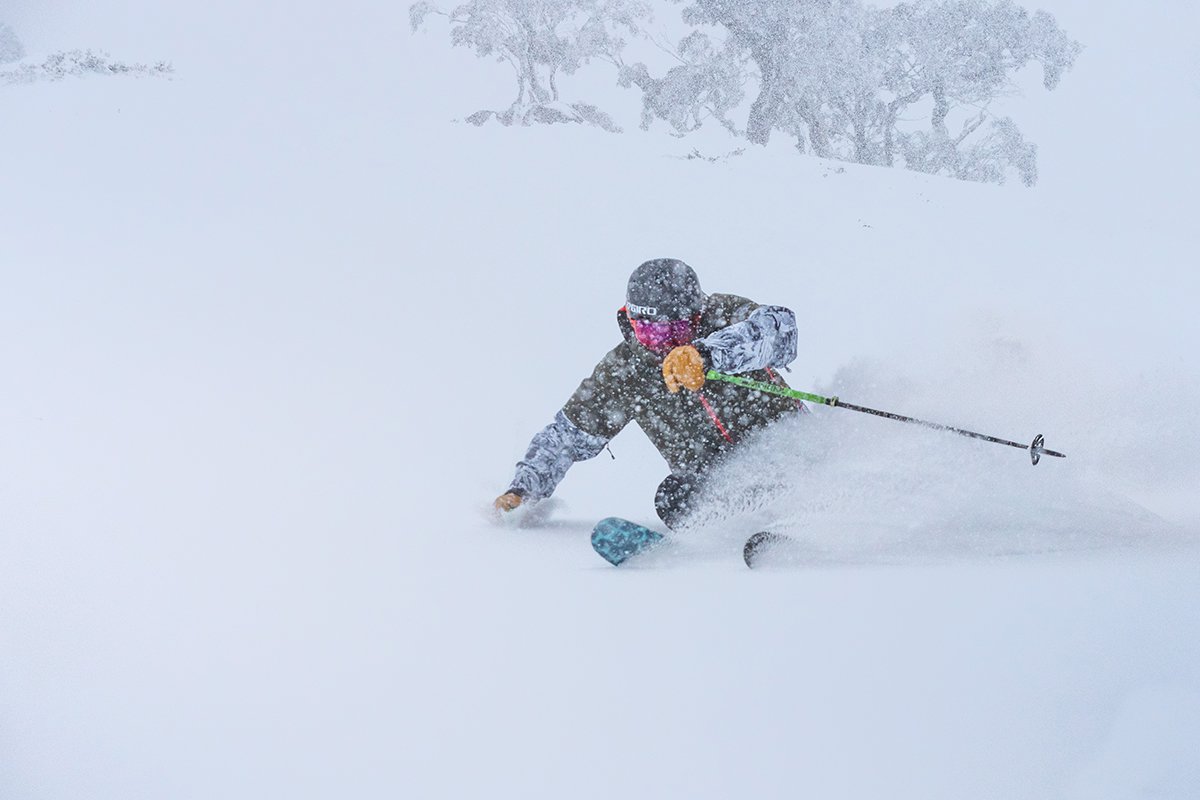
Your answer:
[494,492,524,513]
[662,345,706,393]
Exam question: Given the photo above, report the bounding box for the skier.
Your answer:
[493,258,802,528]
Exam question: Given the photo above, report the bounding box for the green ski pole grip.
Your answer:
[705,371,836,406]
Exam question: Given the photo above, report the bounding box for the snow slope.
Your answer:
[2,1,1198,798]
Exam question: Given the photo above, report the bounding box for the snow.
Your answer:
[2,1,1198,798]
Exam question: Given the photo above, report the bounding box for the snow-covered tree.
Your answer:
[617,31,745,135]
[631,0,1079,185]
[1,50,173,85]
[0,21,172,86]
[410,0,652,129]
[880,0,1079,184]
[675,0,825,146]
[766,0,898,160]
[900,115,1037,185]
[1,22,24,64]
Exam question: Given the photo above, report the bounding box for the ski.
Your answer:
[743,531,793,569]
[592,519,798,568]
[591,517,665,566]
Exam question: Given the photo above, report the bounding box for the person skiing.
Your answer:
[493,258,802,528]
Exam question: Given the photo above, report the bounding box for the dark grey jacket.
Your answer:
[508,293,801,500]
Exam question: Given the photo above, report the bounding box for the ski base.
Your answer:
[592,517,665,566]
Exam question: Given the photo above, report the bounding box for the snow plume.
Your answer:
[695,319,1198,563]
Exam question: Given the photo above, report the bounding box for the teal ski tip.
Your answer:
[591,517,664,566]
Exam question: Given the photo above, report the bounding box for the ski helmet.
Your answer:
[625,258,706,321]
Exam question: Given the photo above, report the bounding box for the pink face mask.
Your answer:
[630,317,697,353]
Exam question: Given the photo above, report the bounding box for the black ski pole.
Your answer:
[706,370,1066,465]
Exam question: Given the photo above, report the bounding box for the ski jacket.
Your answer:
[507,293,802,501]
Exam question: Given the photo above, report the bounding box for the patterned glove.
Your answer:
[662,345,707,393]
[494,491,524,513]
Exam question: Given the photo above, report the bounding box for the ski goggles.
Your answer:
[629,316,697,353]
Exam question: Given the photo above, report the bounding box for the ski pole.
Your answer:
[706,370,1066,465]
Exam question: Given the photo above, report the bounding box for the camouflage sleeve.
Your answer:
[697,305,798,374]
[506,346,635,500]
[507,410,611,501]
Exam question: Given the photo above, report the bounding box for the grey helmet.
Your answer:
[625,258,706,321]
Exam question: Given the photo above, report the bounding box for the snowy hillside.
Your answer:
[2,1,1198,798]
